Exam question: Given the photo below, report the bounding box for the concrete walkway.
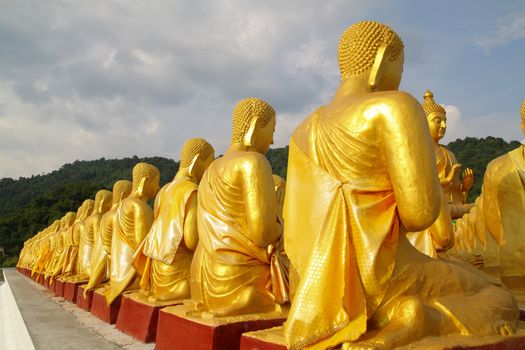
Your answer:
[3,269,154,350]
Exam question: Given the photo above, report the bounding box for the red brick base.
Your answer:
[76,284,94,311]
[115,292,179,343]
[63,281,82,302]
[54,279,65,297]
[91,288,121,324]
[155,304,287,350]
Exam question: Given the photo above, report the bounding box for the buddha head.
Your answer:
[231,97,276,154]
[520,99,525,135]
[112,180,133,205]
[94,189,113,214]
[132,162,160,200]
[63,211,77,228]
[82,199,95,219]
[423,90,447,143]
[338,20,404,91]
[180,137,215,182]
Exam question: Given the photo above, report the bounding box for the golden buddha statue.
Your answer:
[73,190,113,282]
[483,100,525,287]
[283,21,518,350]
[138,138,215,303]
[85,180,132,294]
[49,212,76,281]
[63,200,95,278]
[189,98,288,317]
[105,163,160,305]
[423,90,474,219]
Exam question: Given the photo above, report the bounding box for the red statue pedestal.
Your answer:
[155,303,288,350]
[63,280,83,302]
[91,287,121,324]
[54,278,65,297]
[240,327,286,350]
[115,292,181,343]
[76,284,94,311]
[43,276,50,289]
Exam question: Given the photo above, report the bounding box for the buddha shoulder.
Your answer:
[223,151,272,175]
[363,91,422,120]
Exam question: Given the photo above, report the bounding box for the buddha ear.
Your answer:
[137,176,147,197]
[188,154,200,178]
[368,44,388,91]
[243,117,259,147]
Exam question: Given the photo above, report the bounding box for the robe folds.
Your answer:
[283,107,518,350]
[191,161,288,313]
[139,178,197,300]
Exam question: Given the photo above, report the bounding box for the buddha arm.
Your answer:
[183,192,199,251]
[381,93,441,231]
[241,154,279,247]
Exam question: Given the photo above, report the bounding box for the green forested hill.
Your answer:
[0,138,520,265]
[447,137,521,202]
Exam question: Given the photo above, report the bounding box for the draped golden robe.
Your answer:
[283,106,518,350]
[63,222,82,277]
[140,178,197,300]
[191,159,287,314]
[86,208,117,292]
[105,198,153,305]
[76,218,95,280]
[483,145,525,280]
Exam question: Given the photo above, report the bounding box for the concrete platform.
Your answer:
[2,269,154,350]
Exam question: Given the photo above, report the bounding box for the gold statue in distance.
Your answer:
[73,190,113,282]
[85,180,132,294]
[189,97,288,317]
[105,163,160,305]
[283,21,518,350]
[63,200,94,279]
[138,138,215,303]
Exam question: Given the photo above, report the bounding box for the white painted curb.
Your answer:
[0,270,35,350]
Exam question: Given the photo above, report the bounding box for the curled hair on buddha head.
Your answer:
[338,20,404,81]
[180,138,215,168]
[112,180,132,203]
[132,163,160,188]
[231,97,275,144]
[423,90,446,117]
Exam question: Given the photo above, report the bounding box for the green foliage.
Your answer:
[447,137,521,202]
[0,138,520,259]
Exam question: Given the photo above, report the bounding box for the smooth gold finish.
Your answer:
[283,21,518,350]
[84,180,132,295]
[138,138,215,303]
[189,97,288,317]
[105,163,160,305]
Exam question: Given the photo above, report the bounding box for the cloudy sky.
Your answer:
[1,1,524,179]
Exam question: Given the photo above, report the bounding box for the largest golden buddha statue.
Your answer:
[139,138,214,302]
[190,98,288,317]
[283,21,518,350]
[105,163,160,305]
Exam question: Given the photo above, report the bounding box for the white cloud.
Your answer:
[475,12,525,52]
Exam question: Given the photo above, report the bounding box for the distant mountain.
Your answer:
[0,138,520,265]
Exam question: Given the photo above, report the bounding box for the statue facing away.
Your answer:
[63,200,94,279]
[190,97,288,317]
[138,138,215,303]
[105,163,159,305]
[73,189,113,282]
[85,180,132,294]
[283,20,518,350]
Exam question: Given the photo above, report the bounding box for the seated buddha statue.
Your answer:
[105,163,160,305]
[63,200,95,278]
[455,100,525,287]
[49,212,76,283]
[85,180,132,294]
[189,98,288,317]
[423,90,474,219]
[283,21,518,350]
[73,190,113,282]
[138,138,215,303]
